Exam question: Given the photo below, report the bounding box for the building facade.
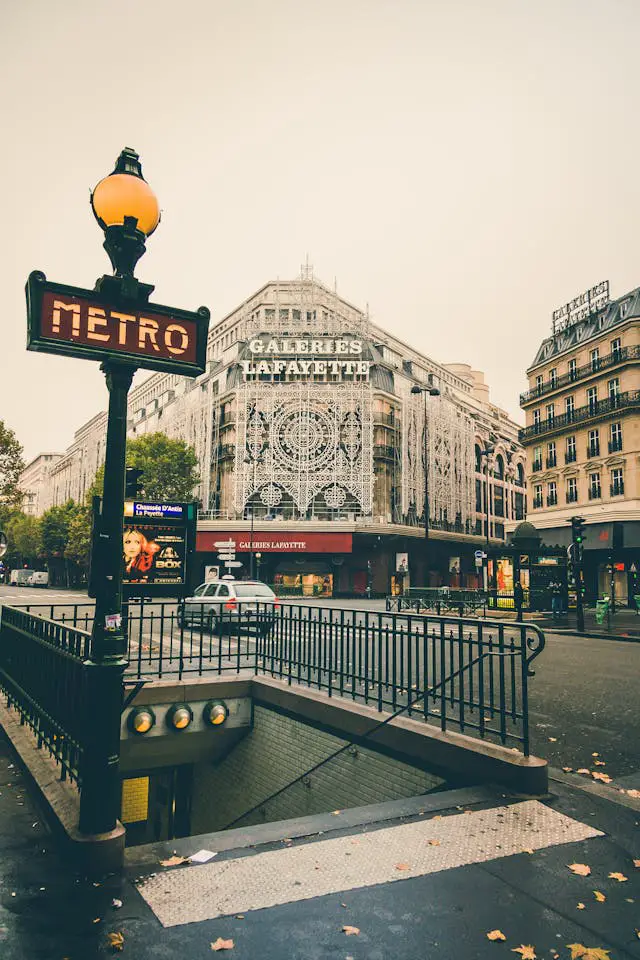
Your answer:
[517,281,640,604]
[19,453,63,516]
[24,271,526,595]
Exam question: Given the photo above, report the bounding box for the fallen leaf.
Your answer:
[112,899,123,909]
[548,737,557,742]
[395,862,411,871]
[522,848,534,855]
[562,767,574,773]
[211,938,234,951]
[634,860,640,868]
[568,863,591,876]
[566,947,611,960]
[608,872,627,882]
[626,789,640,798]
[511,947,536,959]
[160,855,189,867]
[577,769,591,775]
[235,915,244,919]
[332,810,341,816]
[591,772,612,784]
[487,930,507,941]
[342,925,360,936]
[594,890,606,902]
[427,839,440,846]
[577,902,585,909]
[433,815,442,820]
[592,752,599,757]
[635,930,640,940]
[93,918,101,924]
[593,761,606,767]
[107,932,125,952]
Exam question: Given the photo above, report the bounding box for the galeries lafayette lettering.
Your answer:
[196,532,353,553]
[242,336,370,380]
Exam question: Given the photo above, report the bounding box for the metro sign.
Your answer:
[26,271,209,376]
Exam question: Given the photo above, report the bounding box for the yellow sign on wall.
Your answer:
[121,777,149,823]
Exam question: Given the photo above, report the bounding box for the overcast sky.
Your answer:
[3,0,640,462]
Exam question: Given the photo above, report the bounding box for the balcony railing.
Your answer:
[608,438,623,453]
[532,460,542,472]
[519,391,640,442]
[586,444,600,458]
[532,497,543,509]
[520,345,640,404]
[546,456,557,468]
[610,482,624,497]
[565,450,577,463]
[566,490,578,503]
[546,494,558,506]
[588,487,602,500]
[373,444,397,460]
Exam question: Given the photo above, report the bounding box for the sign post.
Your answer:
[27,148,209,842]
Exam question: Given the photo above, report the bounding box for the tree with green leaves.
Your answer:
[40,501,77,585]
[64,503,92,570]
[0,420,25,520]
[87,433,200,503]
[4,513,41,566]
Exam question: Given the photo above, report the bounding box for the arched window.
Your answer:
[475,445,482,473]
[494,454,505,480]
[517,462,525,487]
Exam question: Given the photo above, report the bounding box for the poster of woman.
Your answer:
[122,524,185,584]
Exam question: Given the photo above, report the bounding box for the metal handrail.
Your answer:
[519,390,640,442]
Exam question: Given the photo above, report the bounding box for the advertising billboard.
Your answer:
[121,500,197,598]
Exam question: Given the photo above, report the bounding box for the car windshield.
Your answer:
[234,584,275,598]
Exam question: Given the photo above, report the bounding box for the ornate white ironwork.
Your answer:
[402,386,475,529]
[235,381,373,516]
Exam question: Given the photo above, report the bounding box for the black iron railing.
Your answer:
[520,345,640,404]
[520,391,640,442]
[0,606,90,786]
[10,600,545,755]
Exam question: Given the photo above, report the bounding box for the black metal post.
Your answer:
[485,455,490,549]
[79,361,133,836]
[423,391,429,545]
[249,502,255,580]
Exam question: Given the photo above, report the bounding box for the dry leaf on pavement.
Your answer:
[562,767,573,773]
[160,855,189,867]
[107,932,125,952]
[395,863,410,871]
[522,848,534,855]
[634,859,640,868]
[568,863,591,876]
[591,772,612,784]
[211,938,234,951]
[486,930,507,941]
[626,789,640,798]
[577,769,591,775]
[593,891,606,902]
[592,752,599,757]
[566,946,611,960]
[511,946,536,959]
[577,903,585,910]
[593,761,606,767]
[548,737,557,742]
[608,872,627,882]
[342,925,360,936]
[427,839,440,846]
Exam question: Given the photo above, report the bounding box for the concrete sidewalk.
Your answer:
[1,731,639,959]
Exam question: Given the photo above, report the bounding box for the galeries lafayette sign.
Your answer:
[241,336,370,380]
[26,271,208,376]
[196,531,353,553]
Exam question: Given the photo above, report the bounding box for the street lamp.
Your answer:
[80,149,160,835]
[410,383,440,584]
[243,445,269,579]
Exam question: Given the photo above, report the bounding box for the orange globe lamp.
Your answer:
[90,148,160,278]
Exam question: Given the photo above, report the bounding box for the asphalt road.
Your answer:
[1,586,638,783]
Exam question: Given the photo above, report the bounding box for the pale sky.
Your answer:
[3,0,640,462]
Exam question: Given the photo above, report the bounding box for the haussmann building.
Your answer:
[24,270,526,597]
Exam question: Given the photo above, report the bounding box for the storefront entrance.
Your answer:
[274,571,333,597]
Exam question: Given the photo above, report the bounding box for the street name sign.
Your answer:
[213,539,236,549]
[26,271,209,376]
[223,561,243,569]
[217,553,236,561]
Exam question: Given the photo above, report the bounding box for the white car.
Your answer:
[179,580,278,636]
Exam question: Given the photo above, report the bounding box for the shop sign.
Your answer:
[241,335,370,381]
[197,531,353,554]
[26,271,208,376]
[396,552,409,573]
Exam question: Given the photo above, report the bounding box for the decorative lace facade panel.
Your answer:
[235,381,373,515]
[402,391,475,527]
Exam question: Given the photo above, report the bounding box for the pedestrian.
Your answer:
[513,579,524,622]
[550,579,562,619]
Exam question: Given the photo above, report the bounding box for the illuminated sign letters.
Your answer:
[241,336,370,381]
[26,271,209,376]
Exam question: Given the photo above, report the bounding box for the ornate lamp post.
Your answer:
[80,149,160,836]
[243,446,268,579]
[410,383,440,583]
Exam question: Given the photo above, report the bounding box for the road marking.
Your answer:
[137,800,602,927]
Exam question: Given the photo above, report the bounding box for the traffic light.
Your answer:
[125,467,144,499]
[570,516,585,545]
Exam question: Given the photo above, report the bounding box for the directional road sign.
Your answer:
[214,539,236,549]
[223,561,243,569]
[217,553,236,561]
